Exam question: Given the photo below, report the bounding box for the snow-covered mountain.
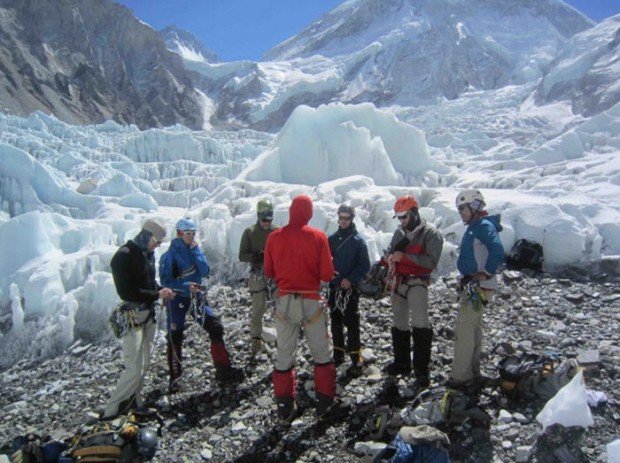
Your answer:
[0,0,204,129]
[534,15,620,117]
[195,0,594,130]
[160,25,220,64]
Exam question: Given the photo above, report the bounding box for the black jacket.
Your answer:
[110,240,161,304]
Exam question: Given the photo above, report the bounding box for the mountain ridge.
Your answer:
[0,0,204,129]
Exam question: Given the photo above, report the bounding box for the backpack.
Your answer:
[357,261,389,299]
[506,239,543,271]
[498,352,578,401]
[373,433,451,463]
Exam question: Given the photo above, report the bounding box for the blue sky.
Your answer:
[116,0,619,62]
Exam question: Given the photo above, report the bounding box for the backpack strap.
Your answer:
[73,444,121,460]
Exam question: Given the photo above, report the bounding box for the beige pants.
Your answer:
[104,311,155,417]
[274,294,332,370]
[391,279,430,331]
[450,290,493,382]
[248,273,268,339]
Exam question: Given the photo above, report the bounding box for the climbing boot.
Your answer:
[317,396,351,422]
[273,368,297,424]
[276,397,298,425]
[385,328,411,376]
[346,361,364,379]
[412,327,433,388]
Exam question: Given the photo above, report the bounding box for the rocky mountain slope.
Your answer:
[1,270,618,462]
[0,0,203,129]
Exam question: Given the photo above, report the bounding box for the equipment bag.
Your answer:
[373,432,451,463]
[498,352,578,401]
[506,239,543,271]
[358,261,389,299]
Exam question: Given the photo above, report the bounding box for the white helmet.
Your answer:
[456,189,485,211]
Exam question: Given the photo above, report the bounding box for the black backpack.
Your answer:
[506,239,543,271]
[498,352,576,401]
[357,261,389,299]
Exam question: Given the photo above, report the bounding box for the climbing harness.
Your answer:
[333,287,352,313]
[109,302,157,339]
[392,275,430,300]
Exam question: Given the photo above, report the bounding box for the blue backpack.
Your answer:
[374,433,451,463]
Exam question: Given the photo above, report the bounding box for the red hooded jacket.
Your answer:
[264,195,334,300]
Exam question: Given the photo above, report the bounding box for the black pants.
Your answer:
[328,288,361,363]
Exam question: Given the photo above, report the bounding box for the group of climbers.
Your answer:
[103,188,503,425]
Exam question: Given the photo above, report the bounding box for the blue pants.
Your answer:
[166,295,223,343]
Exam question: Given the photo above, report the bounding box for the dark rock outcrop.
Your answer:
[0,0,203,129]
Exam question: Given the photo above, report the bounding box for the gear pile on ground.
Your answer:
[0,270,618,462]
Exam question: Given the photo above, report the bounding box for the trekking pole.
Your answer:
[539,229,546,270]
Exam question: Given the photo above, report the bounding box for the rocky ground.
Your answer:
[1,270,619,462]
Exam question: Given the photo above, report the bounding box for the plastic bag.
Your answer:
[535,370,594,431]
[607,439,620,463]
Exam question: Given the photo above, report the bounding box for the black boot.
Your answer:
[412,327,433,388]
[276,396,297,424]
[333,347,345,366]
[386,328,411,375]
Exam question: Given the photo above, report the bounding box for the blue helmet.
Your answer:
[175,218,197,231]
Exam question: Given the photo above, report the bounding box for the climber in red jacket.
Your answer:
[264,194,343,424]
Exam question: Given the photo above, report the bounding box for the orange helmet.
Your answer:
[394,195,418,216]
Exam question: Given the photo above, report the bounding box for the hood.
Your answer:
[289,195,313,227]
[484,214,503,233]
[133,229,152,251]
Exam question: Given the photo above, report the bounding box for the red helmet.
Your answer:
[394,195,418,216]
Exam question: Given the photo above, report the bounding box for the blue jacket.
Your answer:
[160,238,210,297]
[328,224,370,287]
[457,214,504,276]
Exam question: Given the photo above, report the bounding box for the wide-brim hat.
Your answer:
[142,219,166,242]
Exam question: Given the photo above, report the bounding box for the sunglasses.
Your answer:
[183,230,196,235]
[396,215,409,221]
[338,215,352,221]
[457,204,468,212]
[261,218,273,222]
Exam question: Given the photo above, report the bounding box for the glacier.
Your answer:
[0,98,619,367]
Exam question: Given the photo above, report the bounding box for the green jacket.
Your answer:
[239,221,279,270]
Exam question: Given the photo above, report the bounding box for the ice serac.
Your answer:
[0,0,203,129]
[237,103,432,186]
[534,15,620,117]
